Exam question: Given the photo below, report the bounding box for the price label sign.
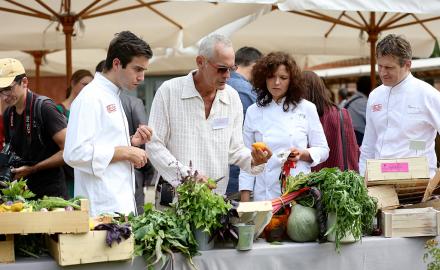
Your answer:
[380,162,409,173]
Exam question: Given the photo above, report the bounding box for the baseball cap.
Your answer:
[0,58,25,88]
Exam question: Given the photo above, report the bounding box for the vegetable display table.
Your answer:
[0,236,435,270]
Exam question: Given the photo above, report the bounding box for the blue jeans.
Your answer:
[226,165,240,195]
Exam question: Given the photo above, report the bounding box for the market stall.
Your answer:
[0,236,434,270]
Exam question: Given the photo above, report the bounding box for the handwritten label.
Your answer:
[381,162,409,173]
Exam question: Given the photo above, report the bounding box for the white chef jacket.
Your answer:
[63,72,135,217]
[359,73,440,177]
[239,99,329,201]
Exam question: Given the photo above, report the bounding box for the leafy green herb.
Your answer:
[175,179,231,235]
[31,196,81,211]
[0,179,35,202]
[129,203,198,270]
[286,168,377,250]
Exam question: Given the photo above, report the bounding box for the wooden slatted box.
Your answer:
[366,157,430,203]
[382,207,440,237]
[0,199,89,234]
[46,231,134,266]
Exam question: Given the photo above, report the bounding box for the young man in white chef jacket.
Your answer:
[64,31,153,217]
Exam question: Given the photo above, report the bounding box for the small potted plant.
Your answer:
[174,164,231,250]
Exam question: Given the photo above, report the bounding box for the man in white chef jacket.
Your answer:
[359,34,440,178]
[64,31,153,217]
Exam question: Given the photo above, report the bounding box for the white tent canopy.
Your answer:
[2,0,440,82]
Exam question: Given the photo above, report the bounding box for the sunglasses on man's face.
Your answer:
[207,60,238,74]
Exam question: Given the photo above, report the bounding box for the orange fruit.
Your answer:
[252,142,268,151]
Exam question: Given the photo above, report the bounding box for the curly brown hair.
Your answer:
[251,52,304,112]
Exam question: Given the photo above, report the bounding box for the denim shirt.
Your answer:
[227,72,256,118]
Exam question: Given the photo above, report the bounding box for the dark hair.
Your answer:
[235,47,262,66]
[376,34,412,66]
[14,74,26,84]
[302,71,335,116]
[251,52,304,112]
[338,88,348,100]
[66,69,93,98]
[356,76,371,96]
[95,60,106,73]
[105,31,153,71]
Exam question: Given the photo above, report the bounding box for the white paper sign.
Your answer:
[212,117,229,130]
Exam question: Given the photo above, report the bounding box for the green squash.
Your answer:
[287,204,319,242]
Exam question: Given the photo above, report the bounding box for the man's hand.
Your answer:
[240,190,251,202]
[126,147,148,169]
[131,125,153,146]
[12,165,36,180]
[251,147,272,166]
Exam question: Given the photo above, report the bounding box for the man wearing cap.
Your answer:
[0,58,68,198]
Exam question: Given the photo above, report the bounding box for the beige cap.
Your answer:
[0,58,25,88]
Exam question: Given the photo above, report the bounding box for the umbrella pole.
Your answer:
[369,33,377,92]
[368,12,378,92]
[61,15,75,89]
[24,50,47,93]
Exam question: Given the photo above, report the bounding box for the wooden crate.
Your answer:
[0,235,14,263]
[0,199,89,234]
[403,198,440,211]
[366,157,430,204]
[367,185,399,210]
[382,207,440,238]
[366,157,429,185]
[46,231,134,266]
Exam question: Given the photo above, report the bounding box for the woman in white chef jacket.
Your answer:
[239,52,329,202]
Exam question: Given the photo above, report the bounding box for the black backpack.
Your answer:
[4,95,51,148]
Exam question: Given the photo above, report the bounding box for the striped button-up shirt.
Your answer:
[147,71,262,194]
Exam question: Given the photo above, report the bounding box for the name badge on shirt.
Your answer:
[409,140,426,151]
[212,117,229,130]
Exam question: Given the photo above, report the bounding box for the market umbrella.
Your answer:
[0,0,269,87]
[231,0,440,90]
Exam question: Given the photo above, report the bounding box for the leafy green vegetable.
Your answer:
[287,203,319,242]
[0,179,35,202]
[31,196,81,211]
[308,168,377,250]
[175,178,231,235]
[129,203,198,270]
[286,168,377,250]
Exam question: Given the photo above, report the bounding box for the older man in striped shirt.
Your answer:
[147,34,271,195]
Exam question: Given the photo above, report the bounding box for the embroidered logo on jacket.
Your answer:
[372,103,382,112]
[106,104,117,113]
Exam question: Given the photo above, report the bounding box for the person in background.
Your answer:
[226,46,263,196]
[303,70,359,172]
[147,34,272,199]
[239,52,329,202]
[342,76,369,146]
[56,69,93,198]
[360,34,440,178]
[64,31,153,216]
[337,87,350,108]
[56,70,93,119]
[0,58,67,198]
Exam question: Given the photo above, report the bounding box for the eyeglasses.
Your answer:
[207,60,237,74]
[0,82,16,96]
